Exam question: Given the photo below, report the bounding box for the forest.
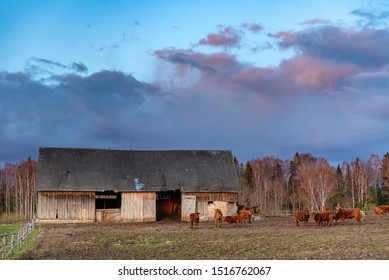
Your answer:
[237,152,389,215]
[1,152,389,220]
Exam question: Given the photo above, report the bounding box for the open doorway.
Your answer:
[95,190,121,209]
[156,189,181,221]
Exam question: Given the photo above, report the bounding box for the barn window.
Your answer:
[95,191,121,209]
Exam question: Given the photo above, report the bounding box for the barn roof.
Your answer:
[36,147,241,193]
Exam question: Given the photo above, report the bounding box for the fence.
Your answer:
[0,217,36,259]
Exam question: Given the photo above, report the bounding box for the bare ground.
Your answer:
[19,215,389,260]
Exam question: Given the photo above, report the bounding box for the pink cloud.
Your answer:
[241,23,264,33]
[198,26,241,47]
[272,31,294,41]
[281,55,360,89]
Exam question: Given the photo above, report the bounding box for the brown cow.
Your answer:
[189,212,200,229]
[223,215,242,224]
[237,205,263,215]
[214,209,223,228]
[312,211,336,227]
[335,207,363,224]
[374,205,389,215]
[294,210,310,226]
[238,209,254,223]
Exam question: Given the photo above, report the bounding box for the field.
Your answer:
[18,215,389,260]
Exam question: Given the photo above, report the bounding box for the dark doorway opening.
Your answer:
[95,191,121,209]
[156,189,181,221]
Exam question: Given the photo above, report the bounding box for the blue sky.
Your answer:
[1,0,389,166]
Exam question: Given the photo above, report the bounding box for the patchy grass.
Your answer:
[1,223,41,260]
[0,225,21,235]
[18,215,389,260]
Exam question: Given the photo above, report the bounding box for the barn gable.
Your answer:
[36,147,241,223]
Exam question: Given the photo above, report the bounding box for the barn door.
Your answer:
[143,195,156,222]
[181,195,196,221]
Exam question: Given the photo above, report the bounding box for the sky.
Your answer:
[1,0,389,167]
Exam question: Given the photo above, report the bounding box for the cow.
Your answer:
[189,212,200,229]
[335,207,363,224]
[312,211,336,227]
[294,209,310,226]
[223,215,242,224]
[238,209,254,223]
[373,206,383,215]
[374,205,389,215]
[237,205,263,215]
[214,209,223,228]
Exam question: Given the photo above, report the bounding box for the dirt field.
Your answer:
[19,215,389,260]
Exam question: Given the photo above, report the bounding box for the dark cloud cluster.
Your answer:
[25,57,88,75]
[0,70,160,164]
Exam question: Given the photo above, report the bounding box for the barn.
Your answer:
[36,147,241,223]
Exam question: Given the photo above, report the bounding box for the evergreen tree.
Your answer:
[381,153,389,204]
[333,164,345,207]
[244,161,253,188]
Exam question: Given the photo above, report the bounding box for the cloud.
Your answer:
[96,43,119,52]
[0,70,160,163]
[351,7,389,28]
[240,22,264,33]
[71,62,88,73]
[154,48,243,77]
[25,57,88,78]
[151,21,389,164]
[198,26,241,48]
[300,18,332,26]
[275,25,389,68]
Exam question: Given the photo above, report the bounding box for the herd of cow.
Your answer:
[189,204,389,229]
[294,204,389,227]
[189,206,263,229]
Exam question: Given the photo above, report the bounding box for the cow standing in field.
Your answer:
[312,211,336,227]
[294,210,310,226]
[238,209,254,223]
[373,205,389,215]
[373,206,384,215]
[223,215,242,224]
[335,207,363,224]
[237,205,263,215]
[214,209,223,228]
[189,212,200,229]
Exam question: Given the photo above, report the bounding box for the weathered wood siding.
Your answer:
[184,192,238,203]
[37,191,95,223]
[181,192,238,221]
[181,195,196,221]
[95,209,122,222]
[121,192,156,222]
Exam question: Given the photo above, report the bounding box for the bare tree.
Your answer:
[298,158,336,211]
[367,154,382,203]
[350,158,369,207]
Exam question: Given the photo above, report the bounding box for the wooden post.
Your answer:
[1,235,6,259]
[10,234,14,255]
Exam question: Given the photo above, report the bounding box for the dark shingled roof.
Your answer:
[36,147,241,192]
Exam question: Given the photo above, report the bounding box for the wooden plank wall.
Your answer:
[121,192,156,222]
[37,191,95,222]
[183,192,238,219]
[184,192,238,203]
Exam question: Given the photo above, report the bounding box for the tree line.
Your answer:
[0,158,37,220]
[236,152,389,214]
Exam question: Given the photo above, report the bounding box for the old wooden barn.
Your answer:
[36,147,241,223]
